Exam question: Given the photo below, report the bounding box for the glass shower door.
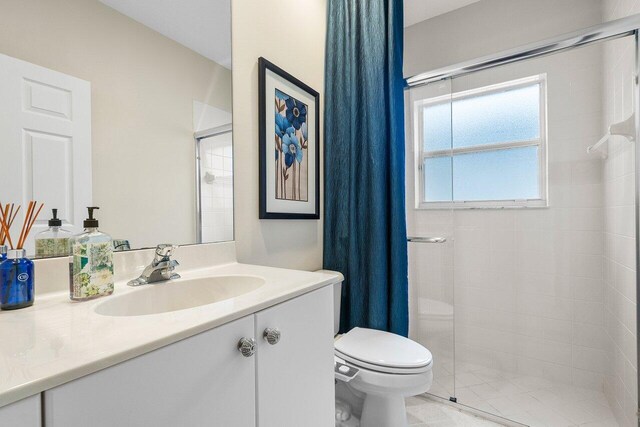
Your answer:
[406,79,456,401]
[196,130,234,244]
[447,37,635,426]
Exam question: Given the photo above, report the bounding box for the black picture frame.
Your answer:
[258,57,320,220]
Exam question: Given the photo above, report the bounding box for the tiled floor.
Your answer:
[407,395,505,426]
[427,362,620,426]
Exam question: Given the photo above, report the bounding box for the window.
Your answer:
[414,75,547,209]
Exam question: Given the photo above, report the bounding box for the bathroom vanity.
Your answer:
[0,243,340,427]
[0,2,340,425]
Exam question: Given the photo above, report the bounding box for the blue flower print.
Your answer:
[275,113,290,138]
[285,126,295,137]
[282,128,303,168]
[285,97,307,130]
[276,89,289,101]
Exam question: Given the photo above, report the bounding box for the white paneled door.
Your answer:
[0,53,91,253]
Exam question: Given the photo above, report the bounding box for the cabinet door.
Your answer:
[44,316,256,427]
[0,394,41,427]
[255,287,334,427]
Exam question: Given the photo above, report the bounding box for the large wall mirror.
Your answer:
[0,0,233,257]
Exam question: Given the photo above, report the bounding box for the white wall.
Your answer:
[602,3,638,426]
[404,0,602,77]
[231,0,326,270]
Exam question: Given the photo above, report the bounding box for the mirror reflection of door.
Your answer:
[0,54,92,255]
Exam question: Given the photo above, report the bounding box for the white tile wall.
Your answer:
[200,135,233,243]
[407,35,636,412]
[406,4,638,427]
[603,2,639,426]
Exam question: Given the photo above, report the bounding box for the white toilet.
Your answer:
[332,282,433,427]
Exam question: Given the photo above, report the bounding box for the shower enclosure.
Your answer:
[195,125,234,244]
[406,16,639,427]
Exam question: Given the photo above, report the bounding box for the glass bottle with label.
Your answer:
[34,209,72,258]
[69,207,114,301]
[0,249,34,310]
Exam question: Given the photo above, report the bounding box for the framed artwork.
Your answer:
[259,57,320,219]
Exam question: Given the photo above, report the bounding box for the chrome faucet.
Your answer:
[127,244,180,286]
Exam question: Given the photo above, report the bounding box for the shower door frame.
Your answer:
[406,12,640,422]
[194,124,233,244]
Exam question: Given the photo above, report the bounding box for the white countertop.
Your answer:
[0,262,342,408]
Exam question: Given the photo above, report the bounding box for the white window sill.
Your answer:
[416,200,549,210]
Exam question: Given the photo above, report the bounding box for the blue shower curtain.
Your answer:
[323,0,408,336]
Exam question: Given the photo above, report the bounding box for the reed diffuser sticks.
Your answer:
[0,203,20,249]
[0,202,44,250]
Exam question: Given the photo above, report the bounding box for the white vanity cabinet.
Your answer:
[41,285,334,427]
[255,286,334,427]
[0,394,41,427]
[43,315,257,427]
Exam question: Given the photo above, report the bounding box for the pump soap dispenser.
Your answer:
[69,207,114,301]
[35,209,72,257]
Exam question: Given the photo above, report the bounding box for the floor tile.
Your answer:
[454,386,482,404]
[406,395,506,426]
[426,371,621,427]
[488,380,527,396]
[455,372,486,387]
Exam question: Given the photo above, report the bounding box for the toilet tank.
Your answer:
[314,270,342,335]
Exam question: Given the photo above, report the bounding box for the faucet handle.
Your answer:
[155,244,177,261]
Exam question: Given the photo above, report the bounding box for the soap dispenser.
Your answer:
[35,209,72,257]
[69,207,114,301]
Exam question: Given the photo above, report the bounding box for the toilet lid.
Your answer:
[335,327,432,373]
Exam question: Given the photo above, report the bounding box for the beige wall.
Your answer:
[404,0,602,77]
[0,0,232,249]
[231,0,326,270]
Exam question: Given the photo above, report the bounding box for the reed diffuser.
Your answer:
[0,203,20,262]
[0,201,44,310]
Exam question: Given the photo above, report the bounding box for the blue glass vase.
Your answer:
[0,245,6,262]
[0,249,34,310]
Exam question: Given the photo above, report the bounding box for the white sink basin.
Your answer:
[94,275,265,316]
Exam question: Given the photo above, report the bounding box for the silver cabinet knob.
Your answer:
[237,337,256,357]
[263,328,281,345]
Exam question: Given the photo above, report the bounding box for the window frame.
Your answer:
[413,74,548,210]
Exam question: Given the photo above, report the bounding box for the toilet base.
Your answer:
[360,393,407,427]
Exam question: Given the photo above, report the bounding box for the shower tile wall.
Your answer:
[603,2,639,426]
[408,43,612,394]
[201,136,233,242]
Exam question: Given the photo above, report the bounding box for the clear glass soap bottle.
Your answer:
[35,209,72,258]
[69,207,114,301]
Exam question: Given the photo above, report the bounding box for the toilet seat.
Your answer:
[335,327,433,375]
